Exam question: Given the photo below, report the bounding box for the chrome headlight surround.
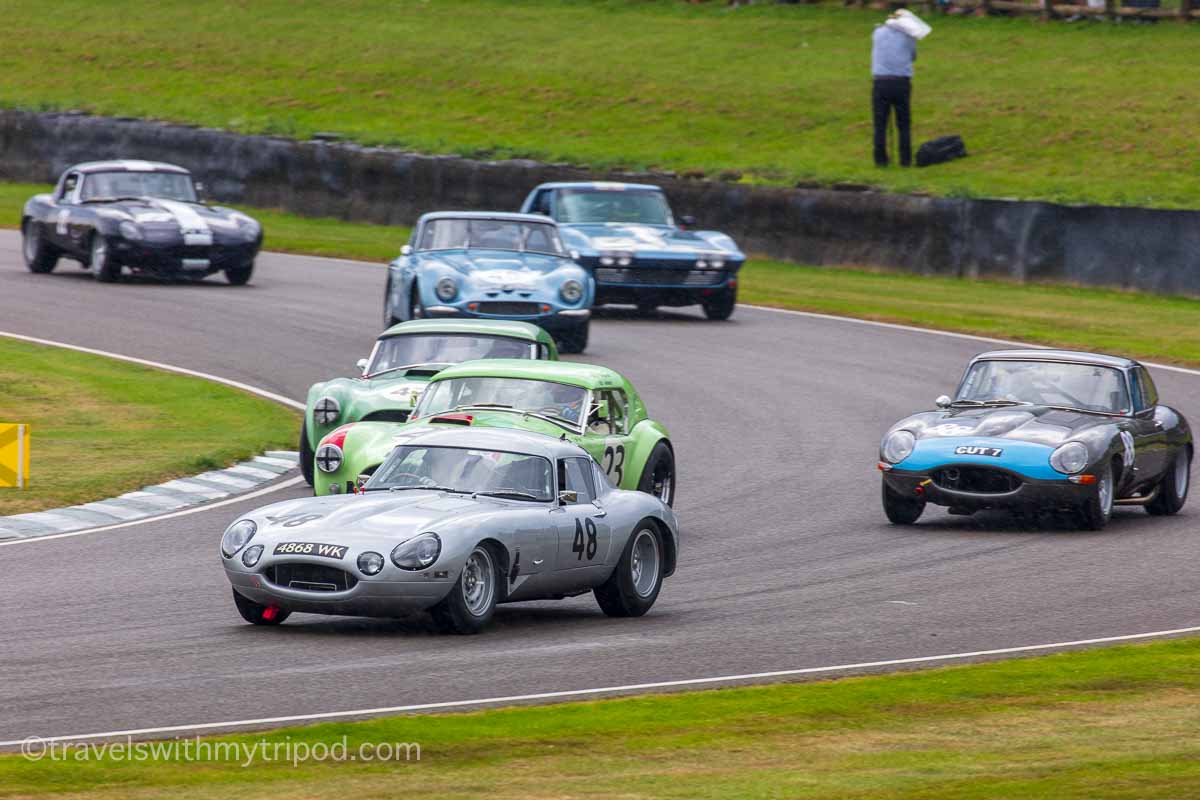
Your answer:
[314,396,341,425]
[881,430,916,464]
[560,279,583,304]
[1050,442,1090,475]
[241,544,264,568]
[357,551,385,576]
[221,519,257,558]
[435,276,458,302]
[316,443,343,474]
[390,533,442,571]
[118,220,143,241]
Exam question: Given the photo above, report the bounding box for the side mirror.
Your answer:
[569,249,580,262]
[558,490,578,505]
[935,395,952,409]
[356,358,369,374]
[400,244,413,257]
[679,215,697,229]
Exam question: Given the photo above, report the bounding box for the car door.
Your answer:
[586,389,635,490]
[48,172,80,252]
[552,456,612,581]
[1127,367,1168,482]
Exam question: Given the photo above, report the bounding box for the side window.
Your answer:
[531,190,553,217]
[589,390,629,435]
[58,173,79,204]
[1139,368,1158,409]
[537,342,554,360]
[1128,370,1144,412]
[592,460,614,494]
[558,457,595,504]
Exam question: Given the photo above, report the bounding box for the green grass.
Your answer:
[6,636,1200,798]
[9,180,1200,369]
[0,336,297,515]
[1,0,1198,207]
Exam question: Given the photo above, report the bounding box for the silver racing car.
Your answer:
[221,427,679,633]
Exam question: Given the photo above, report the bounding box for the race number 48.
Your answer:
[572,518,598,560]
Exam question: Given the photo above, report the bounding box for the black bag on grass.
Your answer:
[916,135,967,168]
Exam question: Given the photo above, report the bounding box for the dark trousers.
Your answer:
[872,77,912,167]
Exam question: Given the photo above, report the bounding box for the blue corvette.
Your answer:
[383,212,594,353]
[519,182,744,320]
[878,350,1192,530]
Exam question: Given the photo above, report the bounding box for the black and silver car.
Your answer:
[878,350,1192,530]
[21,160,262,284]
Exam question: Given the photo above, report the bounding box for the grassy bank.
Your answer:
[2,0,1198,206]
[8,181,1200,368]
[6,636,1200,798]
[0,337,297,515]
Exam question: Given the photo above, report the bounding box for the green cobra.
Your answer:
[300,320,558,484]
[313,359,675,505]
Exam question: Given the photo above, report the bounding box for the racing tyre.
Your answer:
[637,441,675,507]
[225,261,254,286]
[431,545,499,634]
[1076,460,1115,531]
[232,589,291,626]
[701,287,736,321]
[1146,448,1191,516]
[882,481,925,525]
[383,276,402,328]
[21,220,58,273]
[595,521,663,617]
[299,421,315,486]
[89,234,120,283]
[557,320,589,354]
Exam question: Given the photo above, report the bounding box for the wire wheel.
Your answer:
[460,547,495,617]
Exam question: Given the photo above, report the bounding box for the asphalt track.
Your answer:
[1,229,1198,744]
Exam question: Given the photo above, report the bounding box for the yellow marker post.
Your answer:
[0,423,30,488]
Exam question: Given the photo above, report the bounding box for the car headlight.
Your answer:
[314,396,340,425]
[709,257,726,268]
[118,221,143,241]
[881,430,916,464]
[599,255,615,266]
[241,544,264,568]
[435,276,458,302]
[316,443,343,474]
[617,255,632,267]
[233,214,261,236]
[560,279,583,304]
[221,520,257,558]
[1050,442,1090,475]
[357,551,385,576]
[391,533,441,570]
[696,259,708,268]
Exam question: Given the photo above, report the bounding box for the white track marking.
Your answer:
[5,623,1199,746]
[0,331,304,410]
[0,477,304,548]
[739,304,1200,378]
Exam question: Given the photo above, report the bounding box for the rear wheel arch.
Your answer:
[646,516,676,578]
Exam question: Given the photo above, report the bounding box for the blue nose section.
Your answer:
[897,437,1064,481]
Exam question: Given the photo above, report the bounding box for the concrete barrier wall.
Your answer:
[3,110,1197,295]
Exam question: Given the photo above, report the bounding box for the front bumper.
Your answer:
[423,302,590,331]
[225,559,454,617]
[881,465,1088,511]
[111,236,260,276]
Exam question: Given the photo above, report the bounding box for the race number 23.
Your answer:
[572,518,598,560]
[603,444,625,484]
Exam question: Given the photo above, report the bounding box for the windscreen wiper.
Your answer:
[475,489,541,501]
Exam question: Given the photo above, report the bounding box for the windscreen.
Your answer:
[367,334,532,375]
[416,377,588,429]
[556,189,672,225]
[418,218,564,254]
[957,360,1131,414]
[368,445,553,501]
[80,171,197,202]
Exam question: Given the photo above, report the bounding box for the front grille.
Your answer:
[595,268,727,286]
[475,302,540,316]
[932,467,1021,494]
[268,563,358,592]
[361,409,411,423]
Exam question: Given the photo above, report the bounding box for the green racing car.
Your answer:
[312,359,676,505]
[300,320,558,484]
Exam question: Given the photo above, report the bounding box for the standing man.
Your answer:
[871,10,927,168]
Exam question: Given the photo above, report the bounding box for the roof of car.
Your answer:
[531,181,663,193]
[971,349,1139,369]
[397,423,589,461]
[67,160,191,175]
[430,359,628,390]
[379,319,551,343]
[416,211,560,225]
